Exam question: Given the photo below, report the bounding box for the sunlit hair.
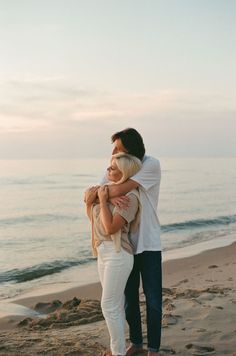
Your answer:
[112,152,142,185]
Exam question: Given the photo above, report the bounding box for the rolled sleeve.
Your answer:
[113,194,139,223]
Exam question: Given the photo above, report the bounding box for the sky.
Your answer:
[0,0,235,159]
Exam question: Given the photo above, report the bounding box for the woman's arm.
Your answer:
[86,205,92,220]
[98,186,126,234]
[85,186,99,220]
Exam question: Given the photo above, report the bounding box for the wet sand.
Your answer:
[0,242,236,355]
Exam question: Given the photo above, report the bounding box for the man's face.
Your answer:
[112,139,128,155]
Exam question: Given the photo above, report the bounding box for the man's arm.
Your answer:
[107,179,139,198]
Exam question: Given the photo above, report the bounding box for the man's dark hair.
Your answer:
[111,128,145,160]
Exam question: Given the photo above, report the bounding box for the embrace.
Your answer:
[84,128,162,356]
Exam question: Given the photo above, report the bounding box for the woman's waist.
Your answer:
[94,235,112,244]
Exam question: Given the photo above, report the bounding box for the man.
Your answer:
[101,128,162,356]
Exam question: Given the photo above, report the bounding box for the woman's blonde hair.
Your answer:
[111,152,142,184]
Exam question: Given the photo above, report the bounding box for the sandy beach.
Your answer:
[0,242,235,355]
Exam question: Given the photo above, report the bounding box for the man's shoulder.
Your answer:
[142,155,161,168]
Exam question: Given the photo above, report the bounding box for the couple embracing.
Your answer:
[84,128,162,356]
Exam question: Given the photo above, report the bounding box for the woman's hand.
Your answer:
[85,186,99,205]
[98,185,109,203]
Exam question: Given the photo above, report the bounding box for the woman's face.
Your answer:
[107,158,123,183]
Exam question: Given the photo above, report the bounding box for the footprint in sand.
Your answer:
[172,278,189,287]
[160,345,176,354]
[162,314,181,327]
[196,328,207,332]
[208,265,218,269]
[185,342,215,355]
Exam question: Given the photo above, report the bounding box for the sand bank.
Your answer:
[0,242,235,355]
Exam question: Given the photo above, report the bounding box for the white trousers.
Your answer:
[97,241,134,356]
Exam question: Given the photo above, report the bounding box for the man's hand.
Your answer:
[84,186,99,205]
[110,196,130,209]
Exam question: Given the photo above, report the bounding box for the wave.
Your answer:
[0,180,87,191]
[0,213,81,227]
[162,215,236,233]
[0,178,57,186]
[162,227,234,251]
[0,258,94,284]
[2,213,236,233]
[0,174,96,186]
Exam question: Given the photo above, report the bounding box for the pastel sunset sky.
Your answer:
[0,0,235,158]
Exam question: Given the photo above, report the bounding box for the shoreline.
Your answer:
[1,241,235,321]
[1,234,235,314]
[0,241,235,354]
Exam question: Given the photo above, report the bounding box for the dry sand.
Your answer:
[0,242,236,355]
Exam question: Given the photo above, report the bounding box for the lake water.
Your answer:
[0,157,236,301]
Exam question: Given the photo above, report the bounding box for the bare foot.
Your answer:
[103,351,113,356]
[126,344,144,356]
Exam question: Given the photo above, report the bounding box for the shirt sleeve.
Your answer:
[99,172,108,185]
[113,194,139,223]
[131,157,161,191]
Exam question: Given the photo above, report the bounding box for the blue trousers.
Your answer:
[125,251,162,352]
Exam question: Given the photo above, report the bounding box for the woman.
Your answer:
[85,152,142,356]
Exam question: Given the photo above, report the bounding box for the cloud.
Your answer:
[0,77,235,137]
